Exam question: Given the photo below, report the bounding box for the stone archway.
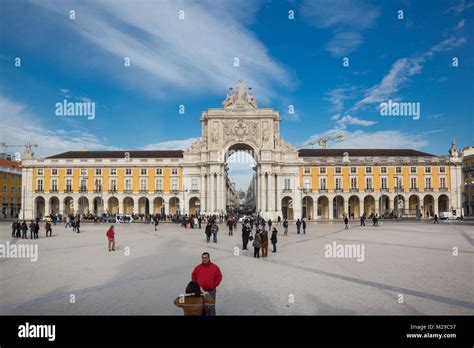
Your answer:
[138,197,150,215]
[49,196,60,215]
[281,196,293,220]
[169,197,180,215]
[423,195,434,217]
[108,197,119,215]
[333,196,344,219]
[394,195,405,216]
[35,196,45,218]
[123,197,134,215]
[78,196,89,215]
[302,196,313,220]
[409,194,420,216]
[348,195,360,218]
[189,197,201,215]
[93,197,104,216]
[317,196,329,219]
[363,195,375,215]
[153,197,165,215]
[64,196,74,216]
[438,194,449,213]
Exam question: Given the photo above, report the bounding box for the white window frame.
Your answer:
[110,168,117,176]
[320,178,327,190]
[320,167,326,174]
[66,179,72,191]
[335,177,342,190]
[125,168,132,176]
[140,178,147,191]
[141,168,147,176]
[171,168,178,175]
[37,168,44,176]
[66,168,72,175]
[171,178,178,190]
[156,168,163,175]
[304,167,310,174]
[381,177,387,189]
[425,177,432,189]
[125,178,132,191]
[156,178,163,190]
[365,177,372,189]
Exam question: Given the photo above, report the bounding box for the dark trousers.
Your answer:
[272,243,277,252]
[206,234,211,243]
[228,228,233,236]
[212,233,217,243]
[12,229,15,238]
[30,230,34,239]
[21,230,27,239]
[205,289,217,316]
[242,237,249,250]
[296,226,300,234]
[46,228,52,237]
[254,247,260,258]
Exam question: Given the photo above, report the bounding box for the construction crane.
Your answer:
[0,142,38,159]
[307,134,344,149]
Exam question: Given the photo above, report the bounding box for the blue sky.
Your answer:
[0,0,473,189]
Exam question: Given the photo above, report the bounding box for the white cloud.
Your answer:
[447,0,474,15]
[0,95,115,158]
[301,0,380,56]
[326,87,357,112]
[33,0,292,102]
[336,115,376,129]
[143,138,198,150]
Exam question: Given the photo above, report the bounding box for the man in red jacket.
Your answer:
[191,252,222,315]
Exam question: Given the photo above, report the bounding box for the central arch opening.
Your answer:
[225,143,257,214]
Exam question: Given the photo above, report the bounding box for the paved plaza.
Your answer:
[0,220,473,315]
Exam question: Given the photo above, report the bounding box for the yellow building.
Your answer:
[462,146,474,216]
[0,157,22,219]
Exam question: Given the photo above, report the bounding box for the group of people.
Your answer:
[65,214,81,233]
[11,218,52,239]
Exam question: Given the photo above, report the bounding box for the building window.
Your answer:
[51,179,58,191]
[365,167,372,174]
[304,178,311,189]
[381,167,387,174]
[425,167,431,174]
[320,167,326,174]
[3,174,6,180]
[140,178,147,191]
[172,168,178,175]
[440,177,446,189]
[11,186,15,193]
[320,178,327,190]
[141,168,147,175]
[110,179,117,191]
[156,168,162,175]
[335,177,342,190]
[439,166,446,173]
[350,167,357,174]
[191,179,198,190]
[110,168,117,176]
[37,168,44,176]
[284,178,291,190]
[395,177,403,190]
[80,179,87,192]
[425,177,432,189]
[381,177,387,190]
[350,177,357,189]
[156,178,163,190]
[37,179,44,191]
[66,179,72,192]
[365,177,372,189]
[304,167,310,174]
[335,167,341,174]
[171,178,178,190]
[52,168,58,176]
[125,179,132,191]
[410,177,417,189]
[95,168,102,175]
[396,167,402,174]
[125,168,132,175]
[80,168,87,176]
[95,178,102,191]
[410,167,417,174]
[66,168,72,175]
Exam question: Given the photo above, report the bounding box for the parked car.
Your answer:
[439,211,458,220]
[116,214,132,223]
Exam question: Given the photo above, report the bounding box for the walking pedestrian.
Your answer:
[34,221,40,239]
[283,219,288,236]
[227,218,233,236]
[198,216,202,229]
[242,223,251,250]
[434,214,439,224]
[11,221,17,238]
[261,228,269,257]
[191,252,222,316]
[267,219,272,230]
[106,225,115,251]
[296,219,301,234]
[271,227,278,253]
[45,221,52,237]
[277,215,281,226]
[253,230,262,258]
[21,221,27,239]
[302,219,306,234]
[153,214,159,231]
[344,216,349,230]
[211,222,219,243]
[205,222,212,243]
[173,280,215,316]
[29,220,35,239]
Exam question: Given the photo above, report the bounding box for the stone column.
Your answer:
[434,198,439,215]
[328,197,334,220]
[45,197,51,216]
[119,198,124,215]
[59,198,65,216]
[375,197,380,215]
[275,174,282,217]
[343,197,349,217]
[268,173,275,213]
[209,173,214,213]
[200,174,206,213]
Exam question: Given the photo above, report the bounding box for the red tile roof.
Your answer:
[0,159,22,168]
